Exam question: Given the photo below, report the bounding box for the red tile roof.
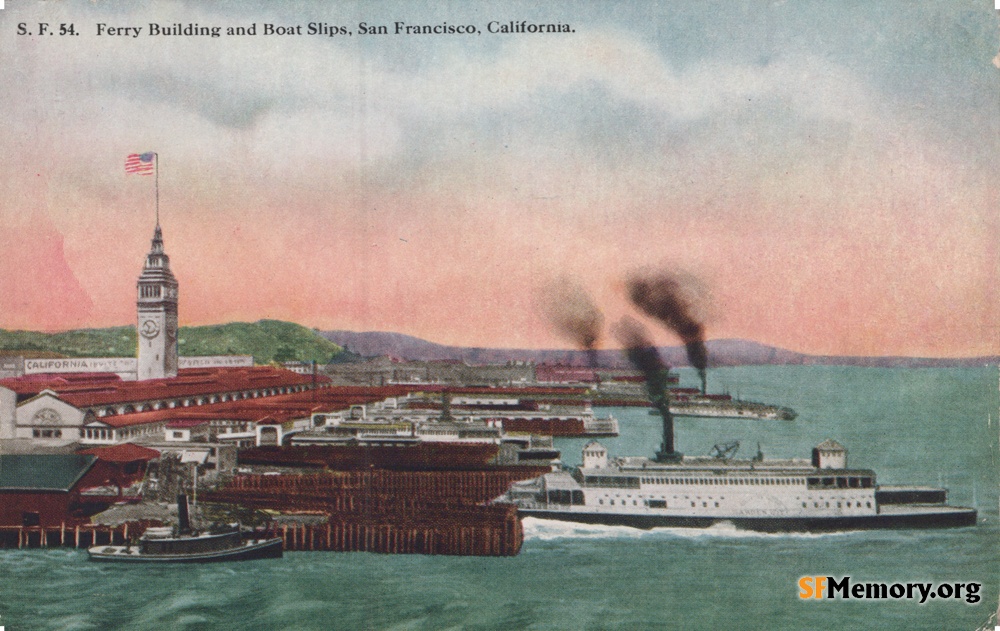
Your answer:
[78,443,161,462]
[5,377,590,433]
[0,366,326,409]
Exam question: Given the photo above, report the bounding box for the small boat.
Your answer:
[88,495,282,563]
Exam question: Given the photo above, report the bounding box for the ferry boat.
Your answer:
[664,391,797,421]
[502,440,976,532]
[88,496,283,562]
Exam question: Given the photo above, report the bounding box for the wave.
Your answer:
[522,517,881,542]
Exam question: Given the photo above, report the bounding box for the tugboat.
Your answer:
[88,495,283,563]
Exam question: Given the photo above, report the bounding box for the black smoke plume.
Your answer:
[626,270,709,393]
[612,316,677,459]
[539,278,604,368]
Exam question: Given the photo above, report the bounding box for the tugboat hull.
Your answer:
[88,537,283,563]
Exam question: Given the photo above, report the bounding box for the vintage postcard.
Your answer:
[0,1,997,630]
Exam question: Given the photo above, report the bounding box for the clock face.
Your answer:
[140,319,161,339]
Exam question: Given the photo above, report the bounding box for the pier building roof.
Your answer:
[0,454,97,492]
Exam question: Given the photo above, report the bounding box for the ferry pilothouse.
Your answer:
[503,439,977,532]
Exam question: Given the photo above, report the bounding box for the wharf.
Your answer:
[202,469,548,556]
[0,521,161,550]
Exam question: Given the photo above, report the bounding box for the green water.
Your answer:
[0,367,996,631]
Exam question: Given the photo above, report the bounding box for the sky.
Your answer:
[0,0,997,357]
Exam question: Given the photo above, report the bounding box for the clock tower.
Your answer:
[137,223,178,380]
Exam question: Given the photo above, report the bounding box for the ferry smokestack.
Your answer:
[441,390,452,421]
[177,494,191,534]
[612,317,680,462]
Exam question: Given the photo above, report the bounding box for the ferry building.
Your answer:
[0,221,333,451]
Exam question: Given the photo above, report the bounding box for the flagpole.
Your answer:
[154,152,160,227]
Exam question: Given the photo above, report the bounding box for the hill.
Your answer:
[0,320,342,364]
[0,323,993,368]
[320,330,999,368]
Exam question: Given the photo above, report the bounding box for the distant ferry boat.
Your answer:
[501,440,976,532]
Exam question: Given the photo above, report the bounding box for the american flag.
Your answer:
[125,152,156,175]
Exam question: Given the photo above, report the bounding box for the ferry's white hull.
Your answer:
[519,505,976,532]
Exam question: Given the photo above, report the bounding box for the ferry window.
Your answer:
[826,502,830,508]
[691,502,696,507]
[814,502,819,508]
[866,502,871,508]
[802,502,807,508]
[633,500,637,506]
[702,502,707,507]
[647,500,667,509]
[714,502,719,508]
[610,500,614,506]
[598,499,603,505]
[837,502,841,508]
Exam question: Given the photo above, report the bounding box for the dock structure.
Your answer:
[0,520,162,550]
[202,469,548,556]
[250,505,523,556]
